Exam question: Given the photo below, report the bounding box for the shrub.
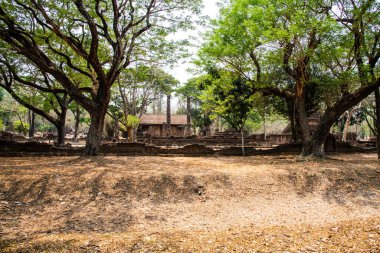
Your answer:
[13,120,29,135]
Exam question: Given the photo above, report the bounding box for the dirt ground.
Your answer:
[0,154,379,252]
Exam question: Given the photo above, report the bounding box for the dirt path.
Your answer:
[0,154,379,252]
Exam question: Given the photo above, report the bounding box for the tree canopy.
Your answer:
[0,0,202,154]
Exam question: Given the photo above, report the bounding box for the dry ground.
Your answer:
[0,154,379,252]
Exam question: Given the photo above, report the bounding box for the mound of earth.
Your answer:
[0,154,379,252]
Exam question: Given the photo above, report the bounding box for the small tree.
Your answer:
[13,120,29,135]
[125,115,140,143]
[198,69,255,156]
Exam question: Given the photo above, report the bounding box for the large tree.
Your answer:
[198,0,380,158]
[0,0,201,155]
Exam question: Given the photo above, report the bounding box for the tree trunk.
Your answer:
[342,111,351,142]
[56,122,66,147]
[290,111,298,143]
[114,114,119,140]
[186,96,191,136]
[295,93,312,156]
[288,101,299,143]
[166,94,171,137]
[152,100,156,114]
[375,88,380,159]
[56,106,67,146]
[308,110,338,158]
[127,127,133,142]
[28,110,35,138]
[84,108,107,155]
[158,94,163,114]
[311,139,326,158]
[73,107,80,142]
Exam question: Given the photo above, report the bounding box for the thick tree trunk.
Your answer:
[28,110,35,138]
[308,107,341,158]
[311,139,326,158]
[166,94,171,137]
[84,108,107,155]
[375,88,380,159]
[56,106,67,146]
[295,92,312,156]
[127,127,133,142]
[287,101,299,143]
[56,122,66,147]
[73,107,80,142]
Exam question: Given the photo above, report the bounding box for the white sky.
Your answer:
[167,0,220,85]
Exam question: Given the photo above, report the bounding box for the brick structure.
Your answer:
[138,114,187,137]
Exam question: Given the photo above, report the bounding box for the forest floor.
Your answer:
[0,154,379,252]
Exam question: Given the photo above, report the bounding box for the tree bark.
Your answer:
[73,107,80,142]
[342,110,352,142]
[375,88,380,159]
[158,95,163,114]
[28,110,35,138]
[127,127,133,142]
[84,107,107,155]
[295,91,312,156]
[56,122,66,146]
[113,114,119,140]
[56,106,67,146]
[166,94,171,137]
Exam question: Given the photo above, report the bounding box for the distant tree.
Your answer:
[13,120,29,135]
[68,102,87,142]
[179,76,214,135]
[0,56,73,145]
[111,66,178,141]
[197,69,255,155]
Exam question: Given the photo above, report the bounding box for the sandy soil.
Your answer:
[0,154,379,252]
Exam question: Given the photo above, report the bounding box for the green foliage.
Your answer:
[126,115,140,129]
[0,119,3,131]
[0,87,4,102]
[197,69,255,131]
[80,117,91,125]
[190,108,213,131]
[36,124,55,132]
[13,120,29,135]
[196,0,345,120]
[244,114,263,132]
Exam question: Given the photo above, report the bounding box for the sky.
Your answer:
[167,0,220,85]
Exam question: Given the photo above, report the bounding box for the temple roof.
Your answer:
[140,114,187,125]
